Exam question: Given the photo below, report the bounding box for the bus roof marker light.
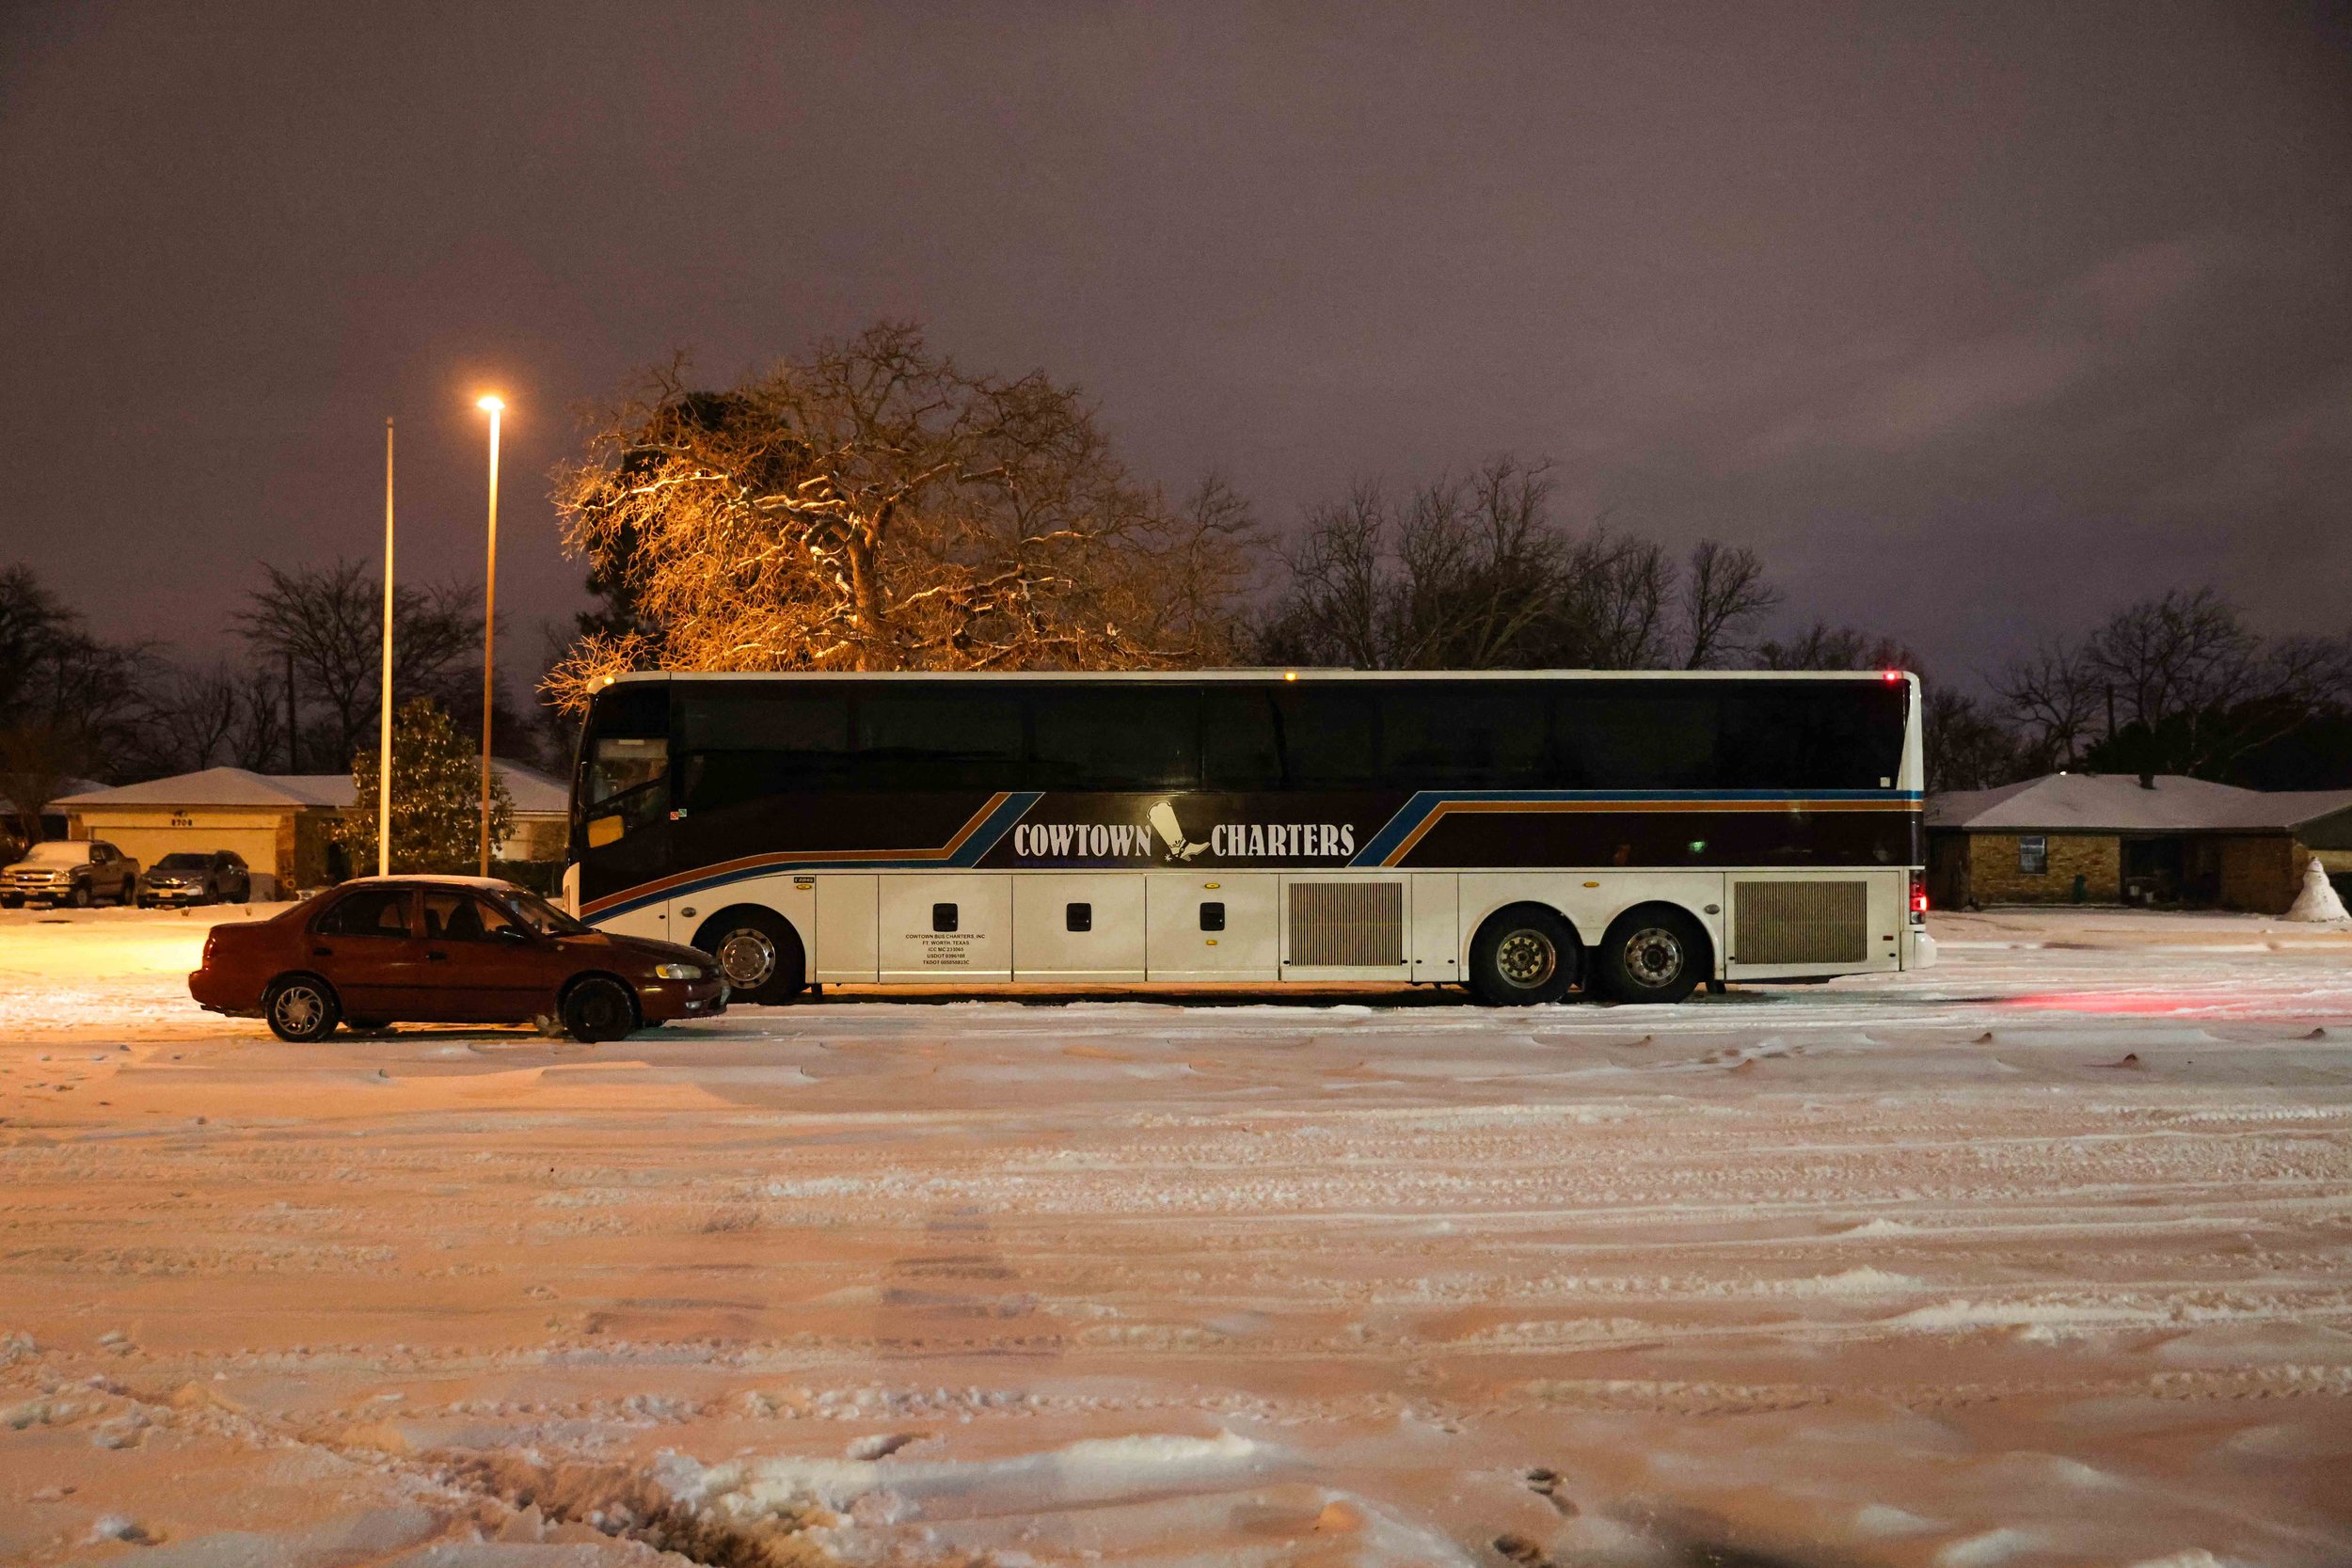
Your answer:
[1284,671,1297,682]
[1882,669,1903,683]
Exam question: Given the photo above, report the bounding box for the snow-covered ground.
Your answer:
[2,906,2348,1568]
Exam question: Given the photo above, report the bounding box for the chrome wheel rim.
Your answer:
[1624,927,1685,988]
[1495,927,1559,989]
[273,985,325,1036]
[716,927,777,990]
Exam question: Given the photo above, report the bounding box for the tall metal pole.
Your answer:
[378,419,395,878]
[478,399,502,878]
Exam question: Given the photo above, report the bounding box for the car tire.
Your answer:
[263,974,341,1042]
[1595,906,1709,1005]
[1467,903,1580,1006]
[563,976,639,1043]
[70,885,89,909]
[691,906,806,1006]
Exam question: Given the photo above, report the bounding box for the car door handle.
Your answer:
[311,945,333,958]
[426,950,449,962]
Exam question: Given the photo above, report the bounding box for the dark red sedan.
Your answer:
[190,875,727,1042]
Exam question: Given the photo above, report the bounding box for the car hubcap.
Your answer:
[275,988,322,1034]
[716,927,777,990]
[1624,928,1685,988]
[1495,927,1558,989]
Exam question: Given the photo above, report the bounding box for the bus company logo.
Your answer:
[1009,800,1356,863]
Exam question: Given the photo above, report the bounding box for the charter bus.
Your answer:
[561,670,1934,1006]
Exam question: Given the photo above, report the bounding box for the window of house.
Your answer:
[2018,835,2048,875]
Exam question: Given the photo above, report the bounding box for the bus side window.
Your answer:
[1030,684,1200,791]
[1270,685,1378,789]
[1202,687,1284,791]
[1552,690,1718,790]
[856,688,1025,792]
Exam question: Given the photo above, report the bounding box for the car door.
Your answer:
[96,844,133,900]
[417,890,551,1022]
[306,887,422,1017]
[217,853,247,902]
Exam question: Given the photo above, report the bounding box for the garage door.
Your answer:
[106,826,279,879]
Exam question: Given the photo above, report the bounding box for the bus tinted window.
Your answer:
[1552,689,1719,790]
[1379,683,1547,789]
[676,688,853,811]
[854,686,1025,791]
[1202,686,1285,790]
[1031,685,1200,791]
[1273,685,1378,788]
[1720,686,1903,789]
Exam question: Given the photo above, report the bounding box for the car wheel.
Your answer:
[70,885,90,909]
[1468,903,1580,1006]
[264,975,341,1042]
[692,906,805,1006]
[1596,906,1708,1005]
[563,976,639,1043]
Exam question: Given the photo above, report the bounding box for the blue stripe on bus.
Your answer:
[1349,789,1921,866]
[588,791,1042,924]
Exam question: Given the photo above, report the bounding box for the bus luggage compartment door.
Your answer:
[1146,874,1278,982]
[877,875,1012,985]
[1013,874,1145,983]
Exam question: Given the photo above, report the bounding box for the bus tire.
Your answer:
[1468,903,1580,1006]
[692,906,806,1006]
[1596,905,1709,1005]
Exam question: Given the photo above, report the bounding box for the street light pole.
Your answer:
[476,395,503,878]
[379,418,395,878]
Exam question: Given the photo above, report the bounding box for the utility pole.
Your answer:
[476,396,504,877]
[379,418,395,878]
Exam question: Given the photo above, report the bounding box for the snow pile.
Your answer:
[662,1429,1267,1522]
[2280,857,2348,922]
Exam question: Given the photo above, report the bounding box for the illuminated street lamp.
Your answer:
[378,418,395,877]
[475,394,503,877]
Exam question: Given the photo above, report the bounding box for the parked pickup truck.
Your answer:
[0,840,140,908]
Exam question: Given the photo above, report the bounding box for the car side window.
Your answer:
[422,893,522,942]
[315,889,412,939]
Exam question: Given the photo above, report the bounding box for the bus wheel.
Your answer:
[1596,906,1708,1005]
[1468,904,1579,1006]
[693,906,806,1006]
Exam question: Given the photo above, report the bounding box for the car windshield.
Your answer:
[156,854,211,869]
[501,889,593,937]
[23,843,85,865]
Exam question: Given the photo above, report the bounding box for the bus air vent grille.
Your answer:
[1734,880,1867,965]
[1288,881,1404,966]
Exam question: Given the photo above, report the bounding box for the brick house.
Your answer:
[1927,772,2352,913]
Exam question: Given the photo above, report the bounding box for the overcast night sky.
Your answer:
[4,2,2349,690]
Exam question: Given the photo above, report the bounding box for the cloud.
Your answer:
[1750,237,2218,458]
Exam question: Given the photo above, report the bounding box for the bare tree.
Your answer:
[1993,639,2102,771]
[234,561,486,770]
[1548,530,1675,668]
[0,563,151,816]
[1754,621,1917,673]
[546,324,1256,709]
[1678,541,1781,668]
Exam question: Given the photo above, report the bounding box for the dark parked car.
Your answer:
[138,849,251,908]
[0,840,139,908]
[188,875,727,1042]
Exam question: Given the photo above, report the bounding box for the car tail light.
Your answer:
[1910,870,1929,919]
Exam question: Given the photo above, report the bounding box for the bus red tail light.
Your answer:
[1910,871,1929,919]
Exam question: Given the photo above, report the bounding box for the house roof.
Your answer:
[51,761,570,817]
[1931,772,2352,834]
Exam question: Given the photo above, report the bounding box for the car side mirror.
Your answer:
[495,924,532,942]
